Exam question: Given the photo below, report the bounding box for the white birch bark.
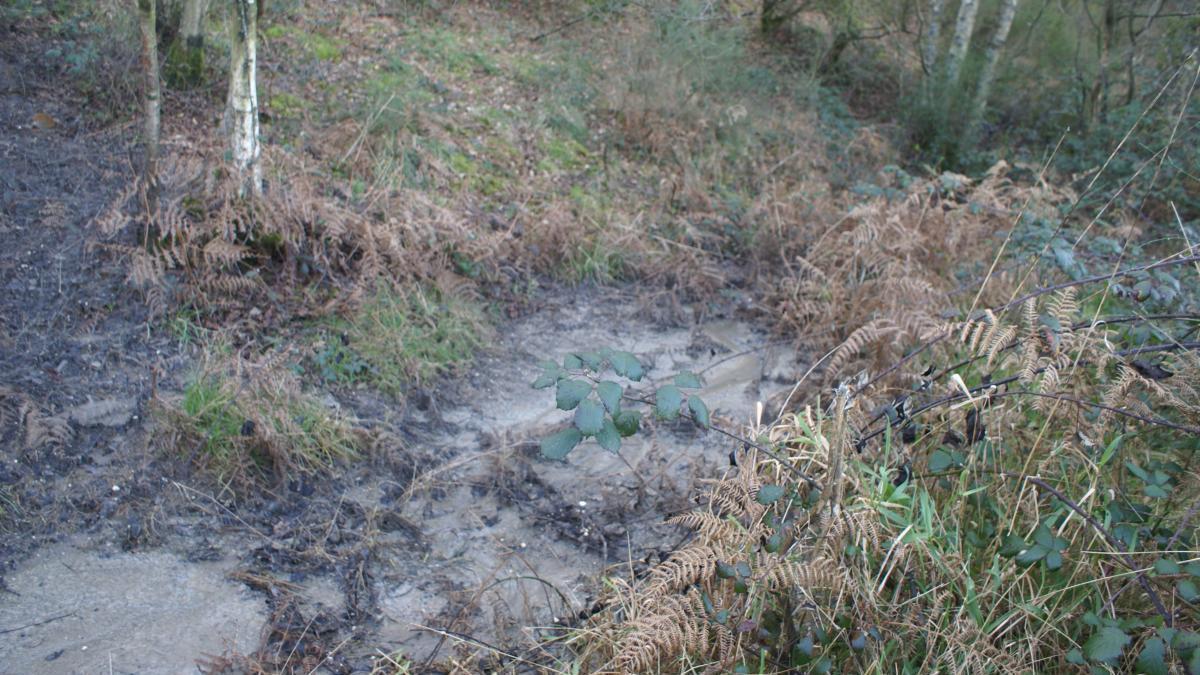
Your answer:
[137,0,161,210]
[967,0,1019,136]
[944,0,979,87]
[180,0,209,50]
[921,0,946,77]
[227,0,261,197]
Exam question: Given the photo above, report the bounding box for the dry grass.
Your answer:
[155,341,361,493]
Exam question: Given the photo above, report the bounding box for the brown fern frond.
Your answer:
[643,545,719,598]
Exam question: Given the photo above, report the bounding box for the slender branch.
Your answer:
[623,394,818,487]
[857,256,1200,397]
[997,254,1200,313]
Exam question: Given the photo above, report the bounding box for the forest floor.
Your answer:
[0,10,814,673]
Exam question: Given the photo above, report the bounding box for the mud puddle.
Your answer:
[358,292,800,664]
[0,540,265,674]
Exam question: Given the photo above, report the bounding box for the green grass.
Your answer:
[563,238,626,284]
[320,285,486,397]
[263,25,344,62]
[168,356,358,489]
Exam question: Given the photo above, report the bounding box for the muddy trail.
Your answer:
[2,291,802,674]
[0,22,808,675]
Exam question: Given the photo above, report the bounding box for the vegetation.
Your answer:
[3,0,1198,671]
[158,344,360,492]
[316,284,486,397]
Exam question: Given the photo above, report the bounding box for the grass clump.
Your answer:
[161,346,359,491]
[319,285,486,397]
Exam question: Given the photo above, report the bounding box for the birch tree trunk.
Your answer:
[966,0,1019,138]
[137,0,161,212]
[166,0,207,86]
[227,0,261,197]
[944,0,979,87]
[921,0,945,76]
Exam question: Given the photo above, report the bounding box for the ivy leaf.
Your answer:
[596,418,621,453]
[1083,626,1130,663]
[757,484,785,505]
[563,354,583,370]
[674,371,703,388]
[574,399,605,436]
[688,395,710,428]
[655,385,683,420]
[596,380,623,413]
[540,428,582,460]
[1135,637,1168,675]
[609,351,644,381]
[613,410,641,437]
[556,379,592,411]
[1178,579,1200,602]
[1153,558,1181,575]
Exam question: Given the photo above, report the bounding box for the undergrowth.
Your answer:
[316,283,487,397]
[157,344,360,492]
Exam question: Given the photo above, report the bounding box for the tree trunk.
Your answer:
[944,0,979,87]
[166,0,207,86]
[966,0,1019,139]
[137,0,161,213]
[227,0,261,197]
[921,0,945,76]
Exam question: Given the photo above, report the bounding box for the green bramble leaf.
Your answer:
[556,379,592,411]
[688,395,710,428]
[928,449,955,472]
[574,399,605,436]
[674,371,703,388]
[1135,637,1168,675]
[531,360,563,389]
[998,534,1025,558]
[563,353,583,370]
[1144,483,1169,499]
[596,418,621,453]
[596,380,623,413]
[1015,544,1048,567]
[609,351,644,381]
[540,428,582,460]
[1083,626,1130,663]
[656,385,683,420]
[1178,579,1200,602]
[577,351,604,371]
[1044,549,1063,571]
[613,410,641,437]
[757,484,785,505]
[1153,558,1181,575]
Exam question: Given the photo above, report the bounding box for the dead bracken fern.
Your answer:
[765,162,1073,384]
[0,387,72,451]
[94,140,516,319]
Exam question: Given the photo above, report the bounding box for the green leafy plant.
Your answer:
[532,348,710,460]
